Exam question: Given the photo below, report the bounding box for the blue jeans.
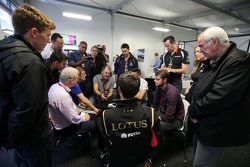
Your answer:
[193,140,224,167]
[13,132,53,167]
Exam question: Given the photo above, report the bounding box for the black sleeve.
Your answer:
[96,115,106,139]
[190,57,250,119]
[7,58,48,148]
[134,57,138,68]
[152,88,161,110]
[185,83,195,103]
[182,49,190,64]
[114,57,119,75]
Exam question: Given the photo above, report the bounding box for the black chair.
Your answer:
[51,122,95,157]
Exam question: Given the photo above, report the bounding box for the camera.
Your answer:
[83,55,93,61]
[96,44,103,54]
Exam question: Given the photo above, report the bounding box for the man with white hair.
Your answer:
[189,26,250,166]
[48,67,96,135]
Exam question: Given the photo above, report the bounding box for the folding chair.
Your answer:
[178,98,190,163]
[160,98,190,164]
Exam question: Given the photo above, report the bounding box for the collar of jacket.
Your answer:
[114,98,138,109]
[120,52,134,59]
[201,59,211,66]
[209,41,236,68]
[13,34,44,61]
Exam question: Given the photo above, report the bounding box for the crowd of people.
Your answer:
[1,4,250,167]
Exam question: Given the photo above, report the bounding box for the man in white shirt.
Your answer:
[48,67,96,134]
[42,33,65,59]
[131,68,148,105]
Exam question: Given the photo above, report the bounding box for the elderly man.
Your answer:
[189,26,250,167]
[48,67,96,135]
[0,4,55,166]
[91,65,114,107]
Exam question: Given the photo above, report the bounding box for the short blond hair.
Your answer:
[12,4,55,35]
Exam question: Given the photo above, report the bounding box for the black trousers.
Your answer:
[14,131,53,167]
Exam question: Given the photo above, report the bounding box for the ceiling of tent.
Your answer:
[36,0,250,35]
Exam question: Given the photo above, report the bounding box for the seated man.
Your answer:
[91,65,114,107]
[153,69,184,131]
[70,66,100,113]
[48,67,96,136]
[131,68,148,105]
[99,72,160,167]
[44,51,68,88]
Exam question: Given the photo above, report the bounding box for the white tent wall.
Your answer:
[30,0,197,77]
[0,31,10,40]
[229,35,250,53]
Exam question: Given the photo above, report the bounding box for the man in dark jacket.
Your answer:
[114,43,138,99]
[99,72,160,167]
[0,4,55,167]
[114,43,138,79]
[189,26,250,167]
[44,51,68,89]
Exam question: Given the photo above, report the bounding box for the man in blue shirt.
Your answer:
[152,53,161,74]
[68,41,88,67]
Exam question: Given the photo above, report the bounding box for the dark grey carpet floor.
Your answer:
[1,136,250,167]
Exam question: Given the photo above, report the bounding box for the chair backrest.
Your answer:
[179,98,190,132]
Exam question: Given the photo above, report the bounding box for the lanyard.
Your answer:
[168,55,175,68]
[58,82,70,93]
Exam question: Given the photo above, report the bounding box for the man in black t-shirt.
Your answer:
[160,36,190,93]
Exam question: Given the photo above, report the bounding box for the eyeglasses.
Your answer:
[70,78,79,81]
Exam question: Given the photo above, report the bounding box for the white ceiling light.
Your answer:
[152,27,170,32]
[62,12,92,21]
